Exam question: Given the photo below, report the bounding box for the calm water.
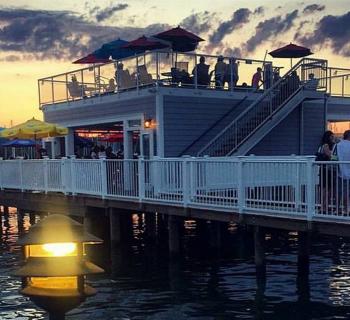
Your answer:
[2,209,350,320]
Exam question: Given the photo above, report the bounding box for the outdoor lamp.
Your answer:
[144,119,153,129]
[15,214,104,320]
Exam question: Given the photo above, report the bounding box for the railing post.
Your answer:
[306,157,316,221]
[43,157,49,194]
[65,73,69,102]
[138,157,145,201]
[194,54,198,90]
[80,69,84,98]
[19,159,24,192]
[51,77,54,104]
[136,56,139,93]
[237,156,245,213]
[295,160,301,212]
[70,155,76,196]
[100,158,107,199]
[230,58,234,92]
[61,157,68,195]
[182,156,191,206]
[156,52,159,81]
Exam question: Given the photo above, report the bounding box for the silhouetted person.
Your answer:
[192,56,210,86]
[252,67,263,89]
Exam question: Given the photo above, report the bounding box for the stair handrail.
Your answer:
[180,95,248,156]
[197,58,327,157]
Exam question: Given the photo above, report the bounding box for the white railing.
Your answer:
[1,156,350,222]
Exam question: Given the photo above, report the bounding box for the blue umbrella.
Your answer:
[2,139,37,147]
[73,39,136,64]
[100,38,138,60]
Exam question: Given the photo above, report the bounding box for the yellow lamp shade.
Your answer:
[30,276,77,290]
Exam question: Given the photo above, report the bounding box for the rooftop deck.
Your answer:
[38,51,350,109]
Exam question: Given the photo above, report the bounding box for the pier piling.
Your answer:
[145,212,157,241]
[209,221,222,250]
[254,226,266,278]
[168,215,180,257]
[109,208,121,245]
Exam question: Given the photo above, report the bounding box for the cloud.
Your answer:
[180,11,214,35]
[303,4,325,14]
[209,8,252,45]
[95,3,128,22]
[0,54,20,62]
[0,8,168,61]
[246,10,299,52]
[296,11,350,56]
[254,7,264,15]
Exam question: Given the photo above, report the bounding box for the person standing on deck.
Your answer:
[336,130,350,213]
[214,56,227,88]
[251,67,263,90]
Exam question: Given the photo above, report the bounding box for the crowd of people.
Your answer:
[317,130,350,213]
[89,145,123,159]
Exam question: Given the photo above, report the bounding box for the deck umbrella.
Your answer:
[73,49,111,64]
[153,26,204,52]
[269,43,313,68]
[2,139,37,147]
[0,118,68,140]
[100,38,137,59]
[122,36,169,51]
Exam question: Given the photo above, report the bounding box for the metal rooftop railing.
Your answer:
[38,51,275,108]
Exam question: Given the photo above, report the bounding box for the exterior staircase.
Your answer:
[197,58,328,157]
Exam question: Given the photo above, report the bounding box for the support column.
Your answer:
[109,208,122,245]
[297,231,310,302]
[17,209,25,234]
[209,221,222,251]
[29,213,36,226]
[64,128,74,156]
[254,226,266,278]
[123,122,134,159]
[168,215,180,257]
[145,212,157,241]
[3,206,9,217]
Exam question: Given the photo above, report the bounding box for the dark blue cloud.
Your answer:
[95,3,128,22]
[246,10,299,52]
[296,12,350,56]
[180,11,214,35]
[0,8,167,60]
[303,4,325,14]
[209,8,252,45]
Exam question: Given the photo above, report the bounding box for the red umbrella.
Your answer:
[154,26,204,52]
[269,43,313,68]
[73,53,110,64]
[155,26,204,42]
[122,36,169,51]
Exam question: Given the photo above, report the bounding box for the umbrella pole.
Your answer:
[290,58,293,69]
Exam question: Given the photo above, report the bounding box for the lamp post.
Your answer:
[15,214,104,320]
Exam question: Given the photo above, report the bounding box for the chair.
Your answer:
[116,69,135,90]
[67,82,84,100]
[175,61,189,73]
[137,65,153,86]
[194,64,210,87]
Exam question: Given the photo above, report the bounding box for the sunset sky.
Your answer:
[0,0,349,126]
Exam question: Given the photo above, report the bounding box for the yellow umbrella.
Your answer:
[0,118,68,139]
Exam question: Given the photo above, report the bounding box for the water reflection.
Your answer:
[2,208,350,319]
